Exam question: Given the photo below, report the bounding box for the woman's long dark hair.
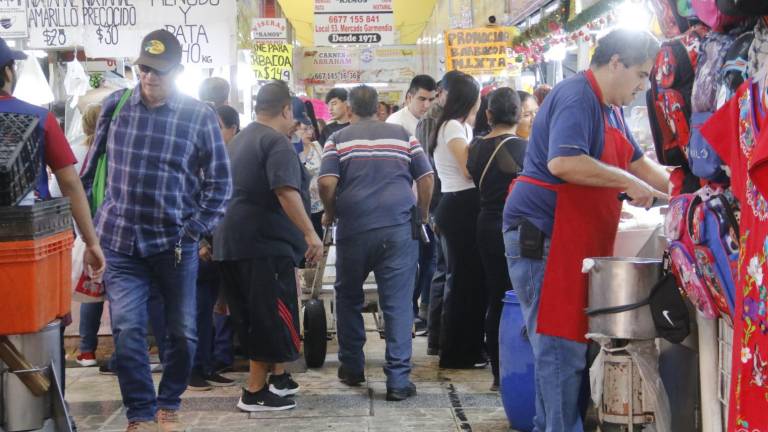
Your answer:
[429,73,480,155]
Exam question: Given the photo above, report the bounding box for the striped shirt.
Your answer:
[91,85,232,257]
[319,119,433,240]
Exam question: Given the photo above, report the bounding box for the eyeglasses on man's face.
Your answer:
[138,64,171,77]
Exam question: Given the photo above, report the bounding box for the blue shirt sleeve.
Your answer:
[546,90,596,161]
[319,138,340,178]
[409,135,433,180]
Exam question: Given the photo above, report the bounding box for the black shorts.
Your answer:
[219,257,301,363]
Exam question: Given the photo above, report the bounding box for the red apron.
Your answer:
[517,70,637,343]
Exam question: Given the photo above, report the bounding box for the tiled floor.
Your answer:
[64,333,514,432]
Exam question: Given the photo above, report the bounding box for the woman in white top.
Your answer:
[429,73,487,370]
[297,122,325,238]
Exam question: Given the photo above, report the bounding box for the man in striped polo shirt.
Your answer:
[318,85,434,402]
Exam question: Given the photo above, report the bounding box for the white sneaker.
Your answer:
[76,352,97,367]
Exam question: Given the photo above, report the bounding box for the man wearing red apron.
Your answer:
[502,30,670,432]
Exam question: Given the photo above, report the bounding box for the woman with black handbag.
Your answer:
[467,88,527,390]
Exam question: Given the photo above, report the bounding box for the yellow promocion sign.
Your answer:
[444,26,517,75]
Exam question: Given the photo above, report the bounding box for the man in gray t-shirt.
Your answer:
[214,80,322,413]
[318,85,434,401]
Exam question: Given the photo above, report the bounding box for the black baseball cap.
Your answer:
[0,36,26,66]
[136,29,182,73]
[292,97,311,125]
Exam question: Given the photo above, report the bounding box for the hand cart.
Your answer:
[300,226,386,368]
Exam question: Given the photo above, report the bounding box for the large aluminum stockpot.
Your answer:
[585,257,661,340]
[1,320,62,432]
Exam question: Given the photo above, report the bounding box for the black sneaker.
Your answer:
[386,382,417,401]
[473,357,489,369]
[188,373,212,391]
[206,372,235,387]
[236,387,296,412]
[213,362,234,374]
[337,365,365,386]
[268,372,300,397]
[414,318,428,337]
[98,364,116,376]
[490,377,500,392]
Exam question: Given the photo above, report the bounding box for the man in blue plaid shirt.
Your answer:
[86,29,232,432]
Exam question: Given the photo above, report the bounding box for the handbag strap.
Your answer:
[478,135,518,190]
[88,88,132,214]
[112,88,132,121]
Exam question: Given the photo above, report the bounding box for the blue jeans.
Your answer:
[104,241,199,422]
[79,301,104,353]
[212,312,233,368]
[193,260,219,376]
[414,224,437,315]
[335,223,418,390]
[504,229,587,432]
[79,293,167,361]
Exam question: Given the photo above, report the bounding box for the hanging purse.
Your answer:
[478,135,519,191]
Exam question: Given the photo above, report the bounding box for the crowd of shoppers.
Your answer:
[0,24,677,432]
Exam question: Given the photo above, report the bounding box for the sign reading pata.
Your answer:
[314,0,393,46]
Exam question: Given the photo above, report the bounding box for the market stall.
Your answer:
[488,1,768,431]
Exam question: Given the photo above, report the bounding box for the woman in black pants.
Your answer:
[467,88,527,390]
[430,73,487,369]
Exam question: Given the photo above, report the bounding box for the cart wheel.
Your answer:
[303,299,327,368]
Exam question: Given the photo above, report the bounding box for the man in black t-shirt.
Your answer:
[318,87,350,145]
[214,80,323,412]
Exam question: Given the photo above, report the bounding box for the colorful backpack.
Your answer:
[692,0,744,31]
[689,112,729,182]
[718,31,754,107]
[716,0,768,16]
[689,32,753,183]
[700,193,740,314]
[685,193,732,318]
[748,17,768,84]
[692,32,736,114]
[664,194,720,319]
[650,0,691,38]
[647,25,709,168]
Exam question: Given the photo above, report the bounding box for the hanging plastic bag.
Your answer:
[71,236,105,303]
[13,55,54,106]
[64,58,90,108]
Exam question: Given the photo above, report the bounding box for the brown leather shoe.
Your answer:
[156,409,185,432]
[125,421,157,432]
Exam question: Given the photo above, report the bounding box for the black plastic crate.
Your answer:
[0,113,41,206]
[0,198,72,241]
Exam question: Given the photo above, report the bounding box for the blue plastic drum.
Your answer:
[499,290,536,432]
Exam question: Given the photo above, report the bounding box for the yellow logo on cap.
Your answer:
[144,40,165,55]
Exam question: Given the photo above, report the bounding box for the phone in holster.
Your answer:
[411,207,430,244]
[519,219,545,259]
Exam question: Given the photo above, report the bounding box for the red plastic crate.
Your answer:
[0,230,73,334]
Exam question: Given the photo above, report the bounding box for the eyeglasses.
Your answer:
[138,64,171,76]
